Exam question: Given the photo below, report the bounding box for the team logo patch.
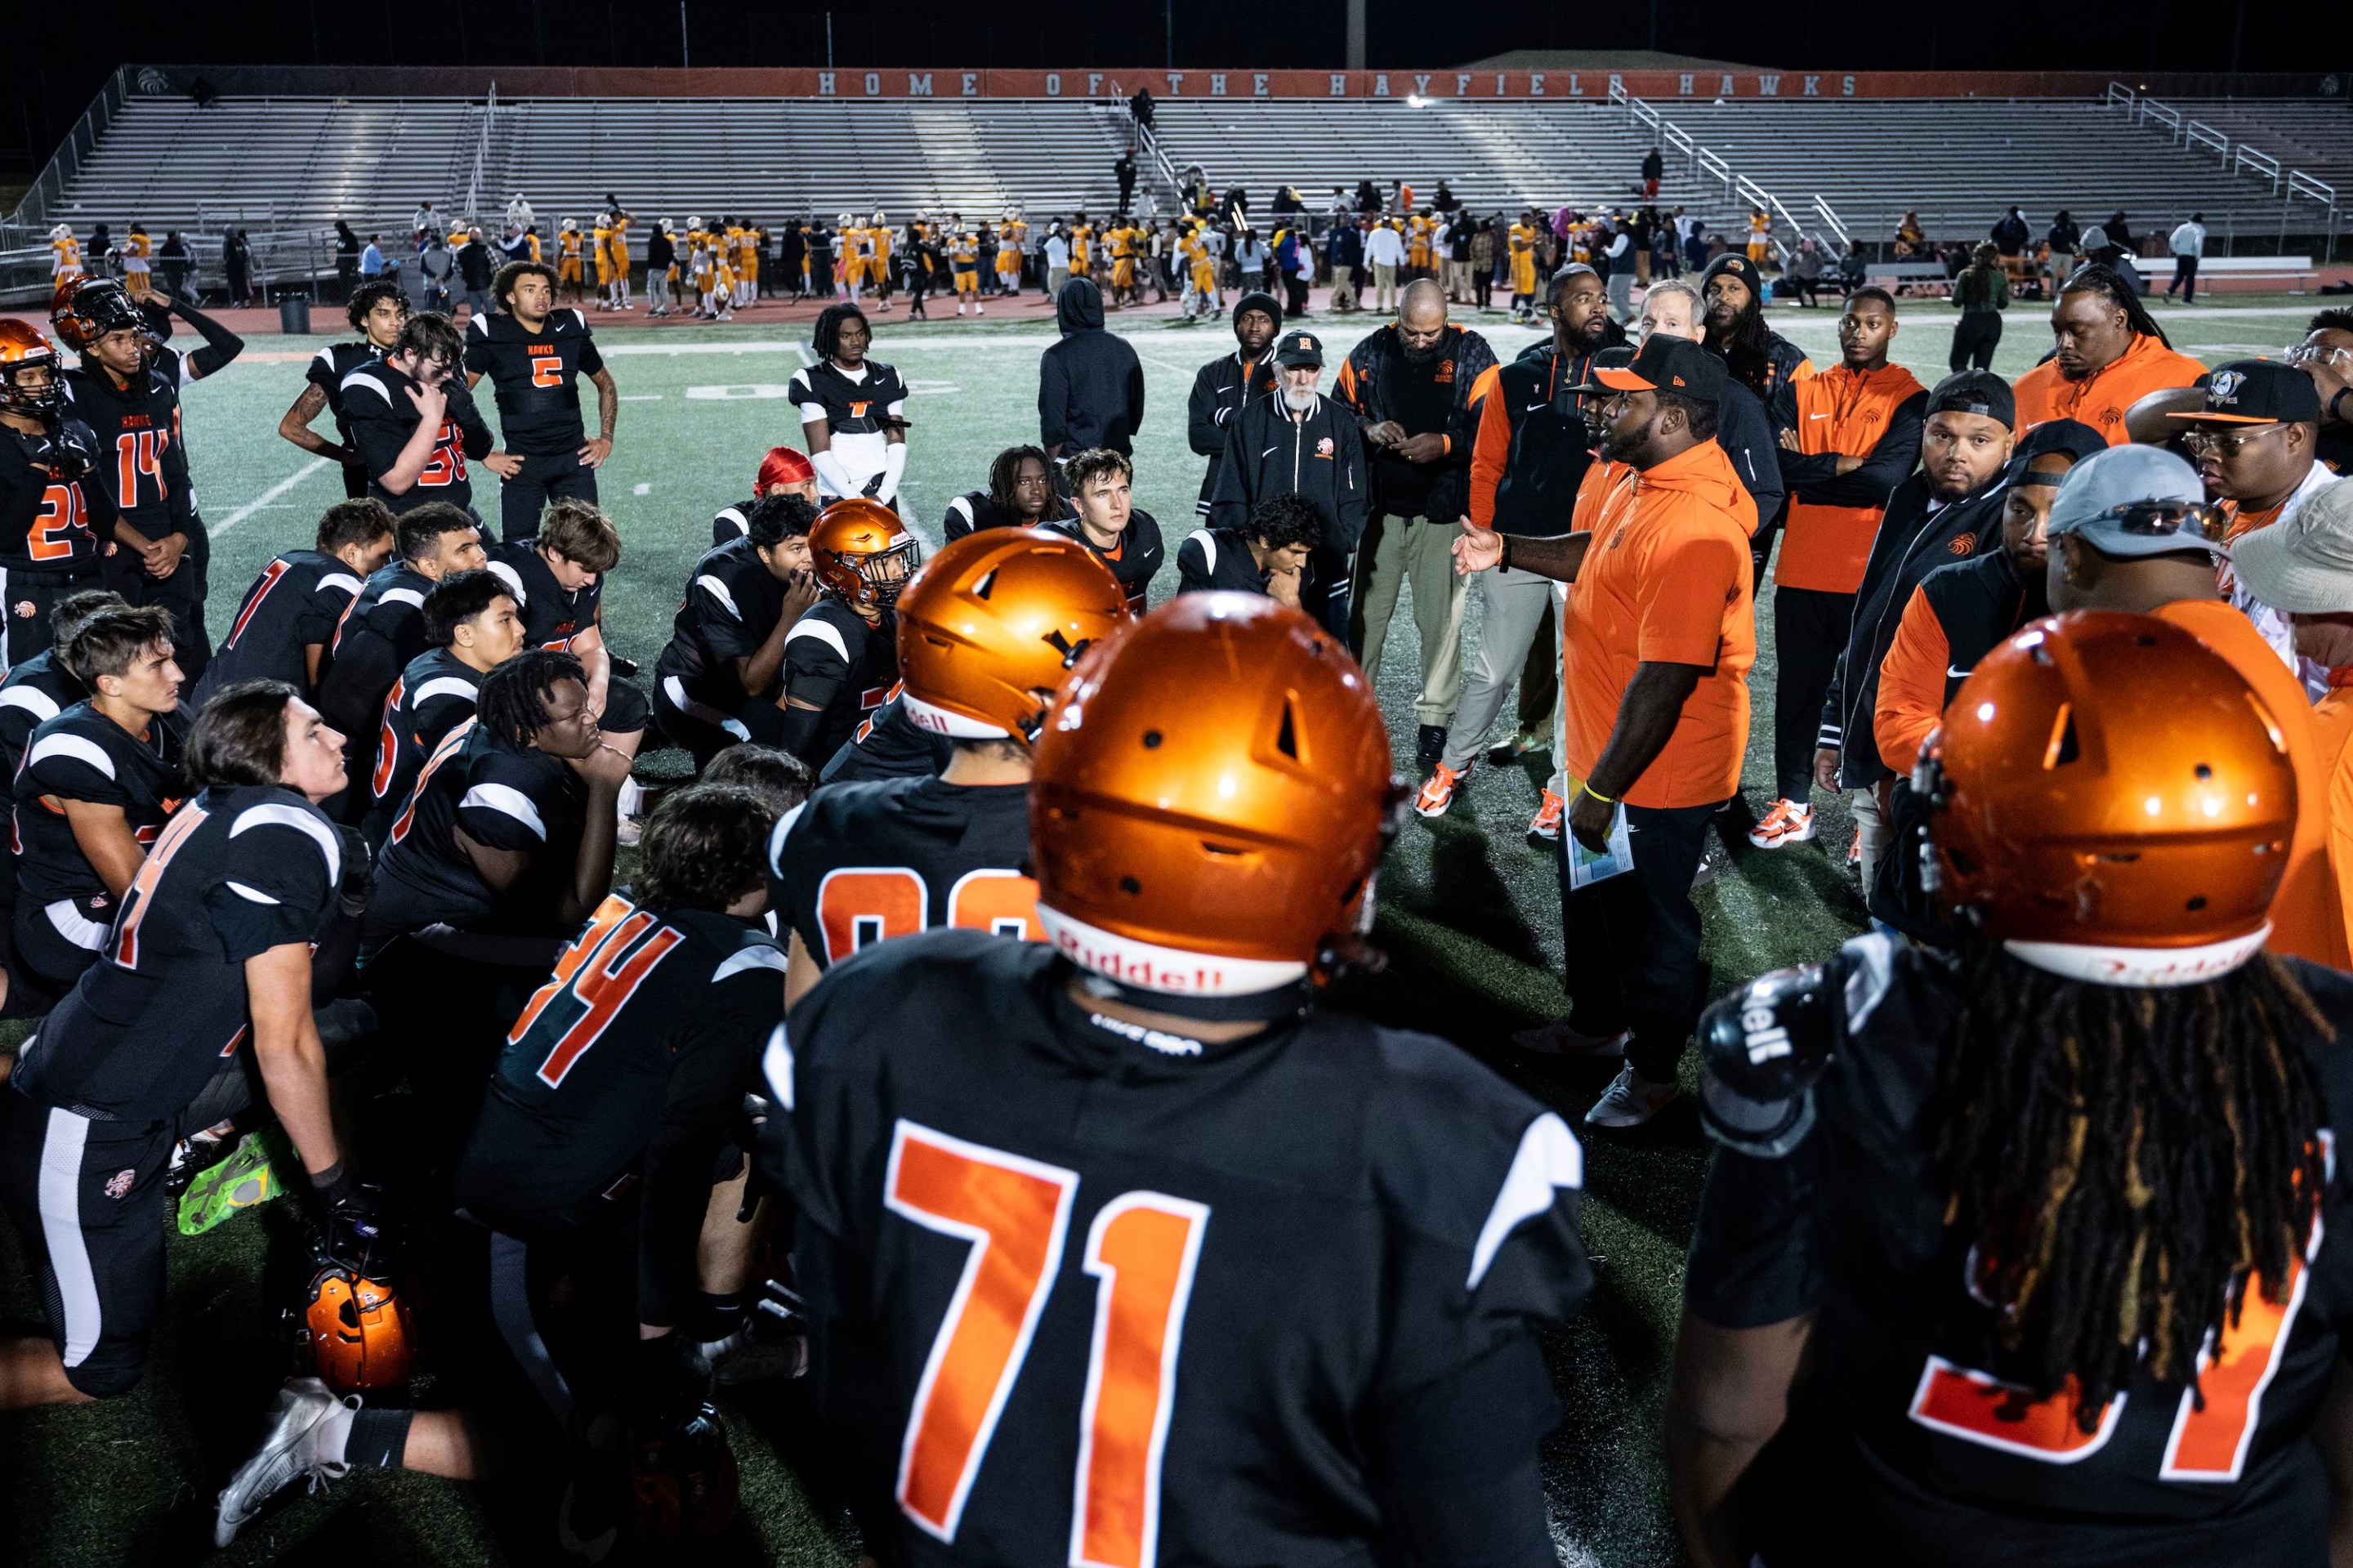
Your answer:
[104,1168,136,1200]
[1948,532,1977,556]
[11,601,32,619]
[1316,436,1334,457]
[2208,369,2245,404]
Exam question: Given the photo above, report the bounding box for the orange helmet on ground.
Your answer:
[1924,610,2295,985]
[50,275,149,355]
[1029,592,1401,996]
[303,1262,418,1392]
[0,321,65,418]
[809,498,922,609]
[895,529,1128,744]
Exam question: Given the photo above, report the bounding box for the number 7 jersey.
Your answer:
[770,931,1594,1566]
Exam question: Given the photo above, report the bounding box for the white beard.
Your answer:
[1283,387,1316,413]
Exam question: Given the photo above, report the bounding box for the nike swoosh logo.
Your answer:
[1809,413,1828,419]
[1947,666,1972,677]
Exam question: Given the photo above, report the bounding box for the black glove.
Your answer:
[335,825,374,918]
[313,1168,393,1272]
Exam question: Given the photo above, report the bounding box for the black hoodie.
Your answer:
[1186,290,1284,514]
[1039,279,1145,458]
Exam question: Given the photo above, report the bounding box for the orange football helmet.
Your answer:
[1029,592,1402,996]
[809,498,922,609]
[50,275,149,356]
[895,529,1128,743]
[1924,610,2296,985]
[302,1262,418,1392]
[0,321,65,418]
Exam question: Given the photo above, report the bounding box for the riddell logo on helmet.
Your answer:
[1050,922,1234,993]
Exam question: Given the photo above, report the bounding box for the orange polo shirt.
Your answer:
[2154,599,2347,967]
[1778,362,1927,593]
[2011,331,2209,444]
[1561,440,1759,810]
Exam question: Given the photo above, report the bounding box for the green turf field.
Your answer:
[0,293,2328,1566]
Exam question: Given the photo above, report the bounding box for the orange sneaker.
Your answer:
[1526,788,1565,842]
[1413,761,1471,818]
[1746,798,1816,848]
[1847,826,1863,869]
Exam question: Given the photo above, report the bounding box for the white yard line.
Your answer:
[210,457,331,538]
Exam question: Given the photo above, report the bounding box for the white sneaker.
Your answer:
[1585,1064,1678,1128]
[1746,798,1816,848]
[214,1377,356,1546]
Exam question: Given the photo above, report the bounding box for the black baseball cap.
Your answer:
[1576,334,1727,404]
[1926,369,2016,429]
[2169,360,2323,425]
[1274,330,1324,369]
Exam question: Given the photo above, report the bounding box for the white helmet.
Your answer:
[688,215,704,232]
[560,217,578,233]
[873,210,887,225]
[49,224,70,240]
[838,212,854,226]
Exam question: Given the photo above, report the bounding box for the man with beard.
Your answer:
[1698,255,1814,584]
[1185,291,1282,518]
[2011,264,2205,443]
[1453,336,1757,1128]
[1420,264,1623,830]
[2286,306,2353,474]
[1337,279,1497,769]
[1208,330,1370,638]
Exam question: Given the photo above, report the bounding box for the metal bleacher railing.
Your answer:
[2105,81,2341,258]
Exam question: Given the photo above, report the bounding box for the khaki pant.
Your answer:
[1349,514,1467,728]
[1440,563,1555,772]
[1330,266,1359,312]
[1449,258,1473,301]
[1047,265,1070,297]
[1373,261,1399,311]
[1853,784,1887,889]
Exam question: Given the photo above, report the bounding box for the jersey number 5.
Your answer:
[887,1121,1208,1568]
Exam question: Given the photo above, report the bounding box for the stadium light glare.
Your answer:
[1405,94,1431,109]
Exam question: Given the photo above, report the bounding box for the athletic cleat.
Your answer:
[1413,761,1470,817]
[214,1377,355,1547]
[707,1326,810,1385]
[1526,788,1565,842]
[1586,1064,1679,1128]
[1847,827,1863,869]
[1746,798,1816,849]
[177,1128,294,1236]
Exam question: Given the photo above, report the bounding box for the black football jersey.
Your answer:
[943,489,1019,541]
[712,496,758,548]
[0,418,113,574]
[14,699,184,916]
[788,360,907,496]
[1048,510,1163,614]
[654,537,788,710]
[360,647,486,851]
[199,550,367,698]
[771,932,1592,1566]
[1175,527,1270,594]
[818,684,953,786]
[316,565,435,744]
[462,308,605,456]
[306,341,385,444]
[488,538,602,651]
[766,775,1034,972]
[60,363,194,543]
[781,598,898,771]
[10,784,341,1123]
[0,652,88,877]
[1685,935,2353,1566]
[368,717,588,942]
[340,360,493,516]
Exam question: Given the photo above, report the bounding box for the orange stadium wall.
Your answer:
[158,65,2346,101]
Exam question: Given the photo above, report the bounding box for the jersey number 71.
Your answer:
[886,1120,1209,1568]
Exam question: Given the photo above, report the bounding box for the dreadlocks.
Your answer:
[1931,943,2331,1427]
[476,649,586,748]
[2059,262,2172,349]
[1704,294,1775,400]
[987,444,1064,520]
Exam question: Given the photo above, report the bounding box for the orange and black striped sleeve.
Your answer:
[1873,585,1953,778]
[1467,364,1508,529]
[1333,355,1363,413]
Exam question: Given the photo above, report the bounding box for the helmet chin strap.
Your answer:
[1074,967,1313,1025]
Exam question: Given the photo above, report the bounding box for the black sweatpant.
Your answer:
[1950,312,2003,373]
[1772,584,1853,805]
[101,529,212,683]
[497,449,601,543]
[1556,798,1718,1084]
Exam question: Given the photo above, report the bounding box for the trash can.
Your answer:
[278,296,311,335]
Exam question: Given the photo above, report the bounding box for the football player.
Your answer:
[766,592,1591,1561]
[605,208,632,312]
[0,591,125,964]
[49,223,83,286]
[340,312,494,519]
[1049,447,1163,614]
[556,217,584,302]
[1178,491,1322,609]
[279,280,408,500]
[1672,610,2353,1566]
[0,323,115,669]
[0,680,363,1407]
[997,206,1026,296]
[949,220,983,315]
[484,498,649,753]
[769,525,1124,1007]
[53,276,243,681]
[793,305,909,507]
[868,212,893,312]
[653,494,822,766]
[195,498,395,704]
[944,444,1063,541]
[213,784,789,1551]
[712,445,818,546]
[465,260,620,544]
[775,499,919,772]
[359,569,525,852]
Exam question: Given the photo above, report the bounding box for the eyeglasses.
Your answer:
[2180,425,2284,458]
[2285,343,2353,369]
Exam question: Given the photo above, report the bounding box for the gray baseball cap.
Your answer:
[2044,444,2227,561]
[2230,476,2353,613]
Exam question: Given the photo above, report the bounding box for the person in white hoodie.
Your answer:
[2167,212,2208,303]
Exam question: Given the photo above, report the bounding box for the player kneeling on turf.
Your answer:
[215,783,789,1550]
[653,494,823,766]
[763,593,1593,1562]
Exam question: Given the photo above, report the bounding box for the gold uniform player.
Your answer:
[589,218,613,305]
[1071,216,1093,279]
[121,226,151,294]
[867,214,892,310]
[1108,223,1136,304]
[997,212,1025,294]
[1409,211,1432,275]
[50,225,83,286]
[556,220,584,300]
[949,227,983,315]
[605,211,632,310]
[734,224,759,308]
[1509,217,1539,321]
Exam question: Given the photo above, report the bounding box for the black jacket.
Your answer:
[1208,392,1370,554]
[1334,321,1497,523]
[1039,279,1145,457]
[1470,337,1610,540]
[1716,379,1786,534]
[1186,293,1284,516]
